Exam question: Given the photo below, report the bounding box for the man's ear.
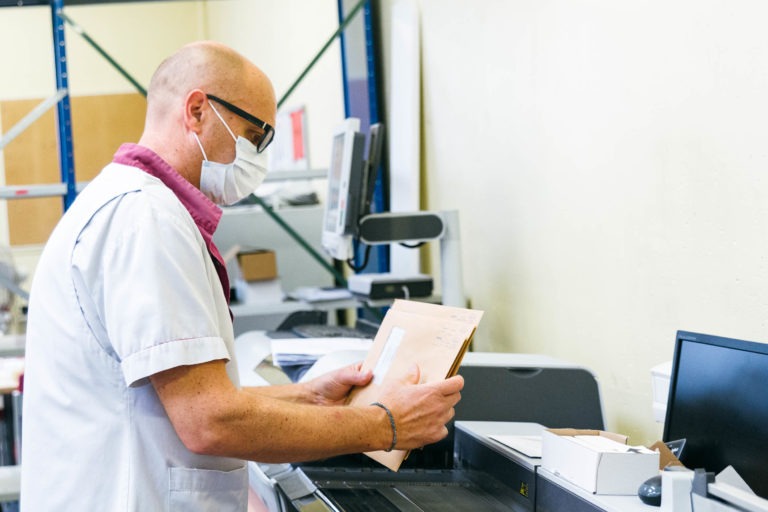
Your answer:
[184,89,207,133]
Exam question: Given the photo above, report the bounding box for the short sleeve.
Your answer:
[73,189,230,387]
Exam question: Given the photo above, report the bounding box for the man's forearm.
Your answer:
[195,389,393,462]
[152,361,392,462]
[243,382,314,403]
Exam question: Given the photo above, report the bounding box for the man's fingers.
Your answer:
[331,363,371,385]
[400,363,421,385]
[431,374,464,395]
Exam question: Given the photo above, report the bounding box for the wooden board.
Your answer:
[0,93,146,245]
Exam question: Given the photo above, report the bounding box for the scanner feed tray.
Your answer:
[301,467,523,512]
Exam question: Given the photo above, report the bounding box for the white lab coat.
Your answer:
[20,161,247,511]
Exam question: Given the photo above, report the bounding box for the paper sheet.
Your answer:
[489,435,543,458]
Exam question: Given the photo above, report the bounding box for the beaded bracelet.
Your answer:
[370,401,397,452]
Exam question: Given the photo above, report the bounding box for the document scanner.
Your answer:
[249,352,605,511]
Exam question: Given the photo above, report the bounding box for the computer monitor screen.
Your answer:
[323,132,348,233]
[322,118,366,260]
[663,330,768,497]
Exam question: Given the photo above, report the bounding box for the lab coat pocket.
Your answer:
[168,464,248,511]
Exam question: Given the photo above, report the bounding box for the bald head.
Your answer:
[138,41,276,184]
[146,41,275,126]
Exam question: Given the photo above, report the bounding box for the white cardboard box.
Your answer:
[541,428,660,495]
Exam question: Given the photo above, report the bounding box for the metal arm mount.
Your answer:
[357,210,466,308]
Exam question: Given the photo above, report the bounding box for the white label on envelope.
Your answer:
[372,327,405,385]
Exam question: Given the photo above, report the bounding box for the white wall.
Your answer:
[378,0,768,444]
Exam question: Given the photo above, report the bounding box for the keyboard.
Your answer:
[291,324,372,339]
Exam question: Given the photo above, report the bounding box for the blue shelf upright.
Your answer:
[51,0,77,211]
[337,0,388,274]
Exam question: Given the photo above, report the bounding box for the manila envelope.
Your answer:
[346,300,483,471]
[387,300,484,376]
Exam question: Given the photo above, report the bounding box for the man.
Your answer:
[20,41,463,511]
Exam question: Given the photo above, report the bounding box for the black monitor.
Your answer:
[359,123,385,220]
[321,119,385,261]
[663,330,768,497]
[321,118,366,260]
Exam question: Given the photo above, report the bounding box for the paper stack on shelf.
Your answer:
[270,337,373,368]
[287,286,354,302]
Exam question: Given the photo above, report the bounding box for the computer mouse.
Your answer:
[637,474,662,507]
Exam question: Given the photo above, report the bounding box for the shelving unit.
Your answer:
[0,0,76,210]
[0,0,384,218]
[0,0,389,292]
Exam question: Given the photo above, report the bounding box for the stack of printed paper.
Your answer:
[270,337,373,367]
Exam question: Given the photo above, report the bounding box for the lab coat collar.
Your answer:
[112,143,222,241]
[112,144,231,306]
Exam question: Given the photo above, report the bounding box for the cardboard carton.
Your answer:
[541,428,659,494]
[237,250,277,282]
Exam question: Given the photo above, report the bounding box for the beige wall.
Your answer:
[378,0,768,445]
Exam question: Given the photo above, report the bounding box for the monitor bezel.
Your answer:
[321,118,364,261]
[663,330,768,493]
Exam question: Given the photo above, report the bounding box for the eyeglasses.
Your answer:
[206,94,275,153]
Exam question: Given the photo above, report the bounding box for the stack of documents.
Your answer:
[346,299,484,471]
[287,286,354,302]
[270,337,373,368]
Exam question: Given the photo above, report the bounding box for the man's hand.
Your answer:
[304,363,373,406]
[374,365,464,450]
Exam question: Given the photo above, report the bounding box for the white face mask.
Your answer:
[194,101,268,206]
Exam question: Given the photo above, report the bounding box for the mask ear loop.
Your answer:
[208,100,238,142]
[192,132,209,161]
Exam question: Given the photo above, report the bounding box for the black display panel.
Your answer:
[663,331,768,497]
